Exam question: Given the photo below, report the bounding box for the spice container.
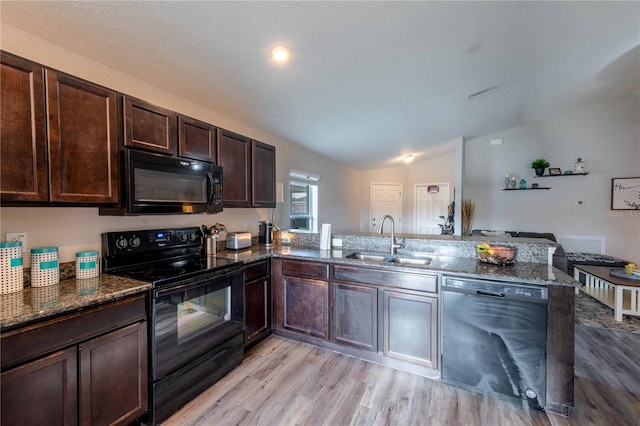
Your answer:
[31,247,60,287]
[76,251,99,279]
[1,241,23,294]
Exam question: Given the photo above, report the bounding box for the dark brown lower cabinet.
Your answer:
[0,295,148,426]
[332,282,377,351]
[282,275,329,339]
[1,347,78,426]
[383,289,438,369]
[79,322,147,426]
[244,259,272,347]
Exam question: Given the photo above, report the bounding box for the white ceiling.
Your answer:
[2,1,638,170]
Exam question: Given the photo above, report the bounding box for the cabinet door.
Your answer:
[0,53,48,202]
[178,115,217,162]
[217,129,251,207]
[245,277,271,346]
[1,346,78,426]
[383,290,438,369]
[283,276,329,339]
[79,321,148,426]
[123,95,177,155]
[251,140,276,207]
[46,70,119,203]
[332,282,378,352]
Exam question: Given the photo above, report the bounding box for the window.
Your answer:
[289,181,318,232]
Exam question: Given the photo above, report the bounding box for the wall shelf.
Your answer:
[533,172,589,178]
[501,187,551,192]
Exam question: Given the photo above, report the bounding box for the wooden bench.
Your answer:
[574,264,640,321]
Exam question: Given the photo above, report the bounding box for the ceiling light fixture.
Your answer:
[468,83,500,100]
[270,45,291,62]
[403,154,415,164]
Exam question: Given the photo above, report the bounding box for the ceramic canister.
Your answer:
[0,241,23,294]
[31,247,60,287]
[76,251,99,279]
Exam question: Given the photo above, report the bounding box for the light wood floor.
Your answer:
[163,325,640,426]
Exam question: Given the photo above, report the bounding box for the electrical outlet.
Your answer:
[7,232,27,253]
[332,238,343,247]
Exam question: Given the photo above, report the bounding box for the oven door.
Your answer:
[126,149,223,215]
[151,269,244,380]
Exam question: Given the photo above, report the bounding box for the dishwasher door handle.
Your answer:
[476,290,506,298]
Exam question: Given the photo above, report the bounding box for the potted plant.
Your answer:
[531,158,550,176]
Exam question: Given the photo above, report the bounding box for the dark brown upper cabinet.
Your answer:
[123,96,177,155]
[178,115,217,162]
[0,52,118,204]
[216,129,276,208]
[217,129,251,207]
[251,140,276,207]
[0,53,48,202]
[46,70,118,203]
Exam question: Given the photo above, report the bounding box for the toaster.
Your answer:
[226,232,252,250]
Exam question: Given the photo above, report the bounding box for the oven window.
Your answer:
[177,286,230,345]
[134,167,207,203]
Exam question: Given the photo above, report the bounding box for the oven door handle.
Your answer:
[154,266,244,297]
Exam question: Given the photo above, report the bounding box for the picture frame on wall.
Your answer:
[548,168,561,176]
[611,177,640,210]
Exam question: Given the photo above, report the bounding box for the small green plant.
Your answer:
[531,158,550,169]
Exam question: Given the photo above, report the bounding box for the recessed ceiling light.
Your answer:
[403,154,415,164]
[270,45,291,62]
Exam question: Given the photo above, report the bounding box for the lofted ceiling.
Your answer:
[1,1,638,170]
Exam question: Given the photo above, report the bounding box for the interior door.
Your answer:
[414,183,450,235]
[370,183,402,233]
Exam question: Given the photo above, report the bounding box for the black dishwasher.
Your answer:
[442,277,548,409]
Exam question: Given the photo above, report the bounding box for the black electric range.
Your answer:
[102,227,245,425]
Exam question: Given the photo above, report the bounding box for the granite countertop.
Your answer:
[2,243,577,331]
[0,274,150,330]
[217,245,579,288]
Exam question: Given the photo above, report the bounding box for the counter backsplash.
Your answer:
[278,231,555,264]
[20,262,75,288]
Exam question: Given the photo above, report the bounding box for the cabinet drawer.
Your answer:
[282,259,329,280]
[245,259,270,283]
[1,294,146,370]
[334,265,437,293]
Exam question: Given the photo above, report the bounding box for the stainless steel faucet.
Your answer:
[378,215,404,254]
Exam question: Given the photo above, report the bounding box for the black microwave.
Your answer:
[101,149,223,215]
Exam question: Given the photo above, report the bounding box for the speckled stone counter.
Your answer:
[0,275,150,330]
[217,245,579,288]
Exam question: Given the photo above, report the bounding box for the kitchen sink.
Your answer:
[346,252,431,266]
[390,256,431,265]
[347,253,389,261]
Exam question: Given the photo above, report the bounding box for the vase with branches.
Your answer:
[461,198,476,236]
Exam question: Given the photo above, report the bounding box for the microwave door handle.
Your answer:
[206,172,214,206]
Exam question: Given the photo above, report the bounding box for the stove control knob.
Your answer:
[115,236,128,249]
[189,232,198,241]
[179,233,188,242]
[130,236,141,248]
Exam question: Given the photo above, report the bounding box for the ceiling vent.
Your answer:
[468,83,500,100]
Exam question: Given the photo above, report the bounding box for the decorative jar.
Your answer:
[31,247,59,287]
[1,241,23,294]
[76,251,99,279]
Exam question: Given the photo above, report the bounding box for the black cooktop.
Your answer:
[114,256,242,285]
[102,227,243,286]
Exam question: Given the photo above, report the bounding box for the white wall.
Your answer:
[0,24,361,265]
[359,151,456,233]
[464,94,640,262]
